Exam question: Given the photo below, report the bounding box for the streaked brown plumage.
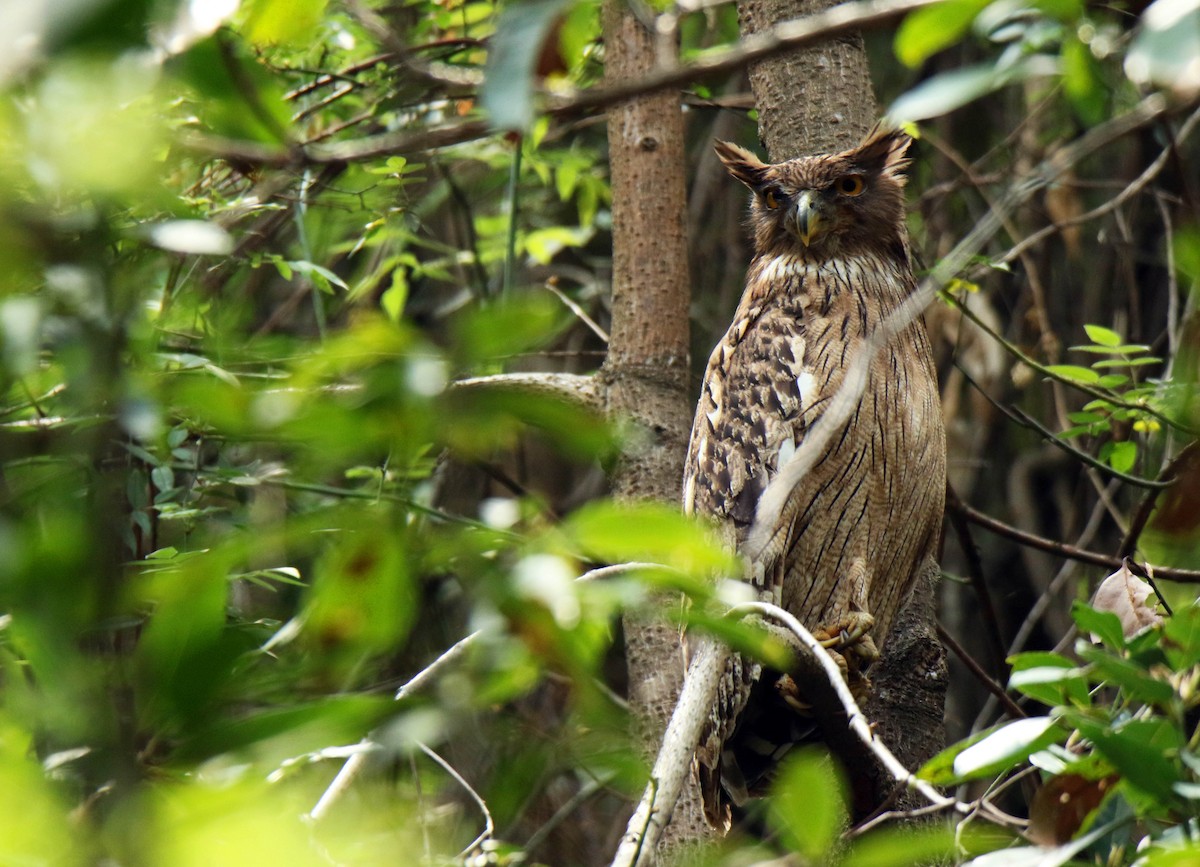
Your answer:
[684,127,946,830]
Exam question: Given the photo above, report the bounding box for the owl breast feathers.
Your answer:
[684,126,946,831]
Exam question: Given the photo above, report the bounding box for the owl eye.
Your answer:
[762,189,783,210]
[836,174,866,196]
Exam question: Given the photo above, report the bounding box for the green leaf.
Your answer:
[1072,602,1126,650]
[1093,357,1161,368]
[1076,645,1174,705]
[1126,0,1200,95]
[482,0,574,131]
[1062,37,1106,125]
[563,501,735,577]
[843,823,962,867]
[1066,714,1183,803]
[1007,653,1089,706]
[288,261,348,293]
[889,64,999,122]
[894,0,991,67]
[238,0,329,45]
[919,716,1062,785]
[769,750,848,861]
[1083,324,1122,347]
[1103,440,1137,473]
[1162,605,1200,669]
[452,294,565,362]
[1046,364,1101,385]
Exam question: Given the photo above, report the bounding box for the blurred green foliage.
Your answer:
[0,0,1196,864]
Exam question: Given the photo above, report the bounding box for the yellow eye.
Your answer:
[763,190,781,210]
[837,174,866,196]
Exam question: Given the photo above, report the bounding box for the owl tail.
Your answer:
[696,755,733,834]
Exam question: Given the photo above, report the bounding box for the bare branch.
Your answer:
[417,741,496,857]
[453,372,604,412]
[947,493,1200,584]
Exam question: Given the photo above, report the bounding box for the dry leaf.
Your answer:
[1028,773,1118,846]
[1091,562,1163,639]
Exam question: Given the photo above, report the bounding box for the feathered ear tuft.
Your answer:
[714,140,770,190]
[849,125,913,184]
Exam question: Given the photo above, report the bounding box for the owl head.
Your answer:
[714,126,912,259]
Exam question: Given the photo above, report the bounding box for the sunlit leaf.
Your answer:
[895,0,991,68]
[769,749,847,861]
[1126,0,1200,97]
[482,0,573,131]
[1047,364,1101,385]
[921,716,1062,785]
[1083,324,1122,347]
[888,55,1056,122]
[238,0,329,45]
[563,500,736,577]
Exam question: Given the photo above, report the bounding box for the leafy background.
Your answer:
[0,0,1199,864]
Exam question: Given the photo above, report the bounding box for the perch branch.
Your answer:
[610,635,729,867]
[611,600,964,867]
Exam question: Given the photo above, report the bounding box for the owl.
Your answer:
[684,127,946,830]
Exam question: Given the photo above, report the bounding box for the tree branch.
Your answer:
[611,600,963,867]
[182,0,943,169]
[946,495,1200,584]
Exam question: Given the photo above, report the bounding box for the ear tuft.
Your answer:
[850,125,913,183]
[714,140,770,189]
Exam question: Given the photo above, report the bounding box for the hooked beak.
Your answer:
[792,191,822,247]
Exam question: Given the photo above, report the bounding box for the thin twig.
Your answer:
[523,772,615,856]
[945,482,1009,680]
[936,622,1025,720]
[1119,441,1196,559]
[947,494,1200,583]
[544,280,611,344]
[417,741,495,857]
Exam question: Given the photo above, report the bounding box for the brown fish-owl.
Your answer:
[684,127,946,830]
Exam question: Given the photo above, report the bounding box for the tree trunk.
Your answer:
[736,0,879,156]
[600,0,709,848]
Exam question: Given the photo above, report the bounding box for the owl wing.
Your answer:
[684,303,820,566]
[684,301,828,829]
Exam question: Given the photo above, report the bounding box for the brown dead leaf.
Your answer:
[1091,562,1163,639]
[1150,445,1200,537]
[1028,773,1118,846]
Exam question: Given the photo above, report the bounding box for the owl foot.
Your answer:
[812,611,880,670]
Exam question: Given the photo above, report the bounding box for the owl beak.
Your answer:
[792,192,823,247]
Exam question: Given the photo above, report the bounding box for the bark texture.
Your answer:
[736,0,879,156]
[600,0,708,850]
